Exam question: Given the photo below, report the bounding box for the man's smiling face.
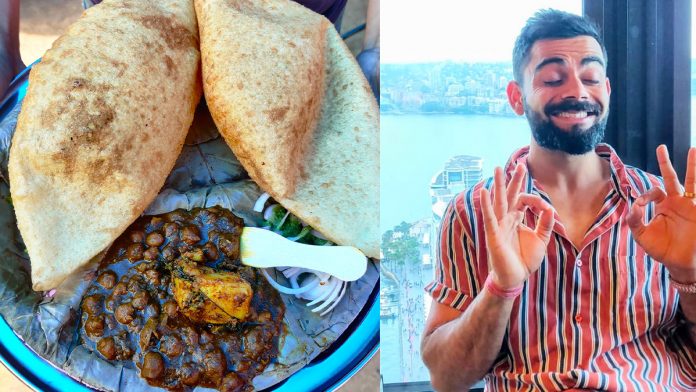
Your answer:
[508,36,611,154]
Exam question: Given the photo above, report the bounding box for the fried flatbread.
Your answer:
[196,0,380,258]
[9,0,202,291]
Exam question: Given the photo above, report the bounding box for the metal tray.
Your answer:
[0,65,379,392]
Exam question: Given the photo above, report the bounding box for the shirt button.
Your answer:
[575,315,583,322]
[575,259,583,267]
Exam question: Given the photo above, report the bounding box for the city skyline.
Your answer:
[382,0,582,64]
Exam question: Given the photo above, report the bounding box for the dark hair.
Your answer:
[512,9,607,85]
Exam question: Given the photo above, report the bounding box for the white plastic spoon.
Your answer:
[240,227,368,282]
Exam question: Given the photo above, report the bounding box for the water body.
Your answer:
[379,113,529,385]
[380,114,530,233]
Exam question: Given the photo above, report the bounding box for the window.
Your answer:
[585,1,691,177]
[692,2,696,147]
[380,1,582,389]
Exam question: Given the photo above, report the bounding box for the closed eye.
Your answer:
[544,80,562,86]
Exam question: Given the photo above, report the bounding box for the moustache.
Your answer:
[544,100,602,117]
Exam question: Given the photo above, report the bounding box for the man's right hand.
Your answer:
[480,164,555,290]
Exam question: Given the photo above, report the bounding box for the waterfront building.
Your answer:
[429,155,483,264]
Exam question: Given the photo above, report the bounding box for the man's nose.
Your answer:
[561,73,589,100]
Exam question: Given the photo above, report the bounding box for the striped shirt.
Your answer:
[425,144,696,391]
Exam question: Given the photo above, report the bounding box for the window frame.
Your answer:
[584,0,691,178]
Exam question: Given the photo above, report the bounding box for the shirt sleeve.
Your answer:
[425,189,483,311]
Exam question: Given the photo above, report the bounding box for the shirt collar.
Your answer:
[503,143,640,201]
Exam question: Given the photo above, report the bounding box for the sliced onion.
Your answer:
[253,192,271,212]
[319,282,348,316]
[287,226,312,242]
[289,274,300,289]
[278,267,302,279]
[299,282,330,302]
[261,269,319,295]
[263,204,282,221]
[277,211,291,229]
[310,230,328,240]
[312,280,344,313]
[291,275,322,299]
[305,278,339,305]
[295,273,332,301]
[288,271,311,289]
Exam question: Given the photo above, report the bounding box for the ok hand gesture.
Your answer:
[627,146,696,281]
[480,165,555,290]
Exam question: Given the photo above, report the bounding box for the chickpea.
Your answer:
[148,217,164,231]
[81,294,102,315]
[130,230,145,243]
[97,337,116,360]
[141,351,164,380]
[220,372,244,392]
[144,269,160,285]
[128,278,143,294]
[166,210,188,223]
[208,230,220,243]
[97,271,117,290]
[161,244,178,261]
[235,360,251,373]
[132,291,149,310]
[134,262,150,273]
[112,281,128,296]
[203,348,227,385]
[203,242,219,261]
[160,335,184,358]
[181,226,201,245]
[180,363,201,386]
[115,302,135,325]
[177,242,193,255]
[143,246,159,260]
[162,301,178,317]
[163,222,179,239]
[146,232,164,247]
[84,315,105,337]
[126,243,144,261]
[180,326,199,346]
[218,236,239,259]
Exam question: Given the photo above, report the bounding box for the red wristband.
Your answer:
[484,274,524,299]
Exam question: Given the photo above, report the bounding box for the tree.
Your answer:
[382,222,420,267]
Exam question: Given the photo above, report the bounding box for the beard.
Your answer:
[524,98,608,155]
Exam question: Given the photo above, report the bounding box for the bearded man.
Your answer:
[421,9,696,392]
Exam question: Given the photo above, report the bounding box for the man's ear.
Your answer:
[606,77,611,96]
[507,81,525,115]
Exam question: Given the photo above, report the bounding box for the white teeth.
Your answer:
[556,111,588,118]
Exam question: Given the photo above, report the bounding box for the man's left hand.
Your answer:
[627,145,696,282]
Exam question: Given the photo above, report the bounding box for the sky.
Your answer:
[381,1,595,64]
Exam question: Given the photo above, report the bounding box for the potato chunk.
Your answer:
[172,259,252,324]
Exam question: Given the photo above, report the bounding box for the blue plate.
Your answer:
[0,66,379,392]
